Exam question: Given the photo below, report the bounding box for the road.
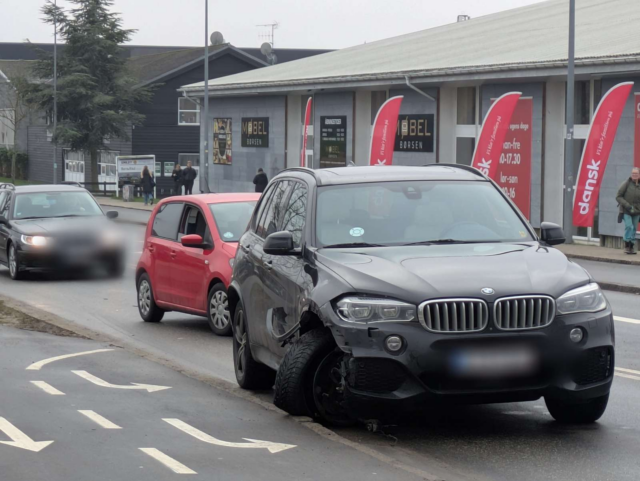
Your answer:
[0,222,639,480]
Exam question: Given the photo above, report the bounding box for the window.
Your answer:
[179,153,200,167]
[257,181,291,239]
[252,185,275,232]
[155,162,162,177]
[371,91,387,124]
[0,109,15,147]
[457,87,476,125]
[0,192,9,217]
[315,181,533,247]
[178,98,200,125]
[456,138,476,166]
[210,201,257,243]
[281,182,308,248]
[566,81,590,124]
[98,150,118,177]
[13,191,102,219]
[178,205,208,241]
[152,202,184,240]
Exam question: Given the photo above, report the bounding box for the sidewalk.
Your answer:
[557,244,640,266]
[98,197,154,211]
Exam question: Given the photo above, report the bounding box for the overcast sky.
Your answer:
[2,0,549,50]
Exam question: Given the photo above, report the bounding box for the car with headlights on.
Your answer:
[0,183,125,279]
[227,165,614,426]
[135,193,260,336]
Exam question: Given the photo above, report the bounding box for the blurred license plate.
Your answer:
[449,346,538,378]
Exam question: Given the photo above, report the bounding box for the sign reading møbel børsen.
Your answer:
[320,116,347,169]
[494,98,533,219]
[394,115,434,153]
[241,118,269,148]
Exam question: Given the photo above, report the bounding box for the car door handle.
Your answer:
[170,250,177,259]
[148,245,155,253]
[241,244,251,253]
[263,260,273,270]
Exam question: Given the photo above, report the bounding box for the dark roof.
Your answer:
[241,48,333,64]
[279,165,486,186]
[0,59,35,80]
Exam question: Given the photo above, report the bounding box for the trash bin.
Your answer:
[123,184,134,202]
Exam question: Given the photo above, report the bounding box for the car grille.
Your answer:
[572,347,613,386]
[494,296,555,330]
[418,299,489,333]
[347,358,407,394]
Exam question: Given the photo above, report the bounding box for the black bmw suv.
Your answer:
[228,165,614,425]
[0,183,124,279]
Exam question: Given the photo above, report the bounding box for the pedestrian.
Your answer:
[183,161,197,195]
[141,166,156,206]
[253,168,268,193]
[171,163,183,196]
[616,166,640,255]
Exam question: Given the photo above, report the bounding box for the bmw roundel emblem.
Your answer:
[481,288,495,295]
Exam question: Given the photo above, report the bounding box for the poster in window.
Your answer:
[319,116,347,169]
[241,118,269,148]
[213,118,232,165]
[394,114,434,153]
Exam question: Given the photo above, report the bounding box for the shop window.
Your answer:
[179,153,200,167]
[178,98,200,125]
[371,91,387,124]
[456,137,476,166]
[566,81,590,125]
[457,87,476,125]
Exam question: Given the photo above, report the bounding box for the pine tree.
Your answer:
[26,0,154,184]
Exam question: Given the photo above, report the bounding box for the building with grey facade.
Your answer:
[180,0,640,247]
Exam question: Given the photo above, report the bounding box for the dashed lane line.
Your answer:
[139,448,196,474]
[616,367,640,381]
[616,372,640,382]
[616,367,640,376]
[78,410,122,430]
[30,381,65,396]
[26,349,115,371]
[615,316,640,325]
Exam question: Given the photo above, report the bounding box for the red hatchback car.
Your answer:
[135,193,260,336]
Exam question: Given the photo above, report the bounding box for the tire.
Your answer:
[8,243,25,281]
[232,301,276,390]
[545,393,610,424]
[274,329,354,425]
[107,256,126,278]
[137,273,164,323]
[207,283,232,336]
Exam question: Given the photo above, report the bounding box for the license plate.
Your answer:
[449,346,538,379]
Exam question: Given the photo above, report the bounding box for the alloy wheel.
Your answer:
[138,280,151,315]
[234,309,247,377]
[209,291,230,330]
[312,350,352,425]
[8,246,16,278]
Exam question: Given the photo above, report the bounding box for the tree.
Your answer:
[25,0,154,185]
[0,67,33,183]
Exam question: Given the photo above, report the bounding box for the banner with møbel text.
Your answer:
[471,92,522,179]
[573,82,634,227]
[369,96,403,166]
[494,98,533,219]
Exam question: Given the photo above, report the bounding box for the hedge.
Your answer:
[0,148,28,180]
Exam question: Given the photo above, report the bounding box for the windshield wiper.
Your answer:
[15,216,45,220]
[322,242,385,249]
[403,239,499,246]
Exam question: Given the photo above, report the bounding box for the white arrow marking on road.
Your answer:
[163,418,296,454]
[72,370,171,393]
[614,316,640,325]
[139,448,196,474]
[0,417,54,452]
[78,410,122,430]
[30,381,65,396]
[26,349,115,371]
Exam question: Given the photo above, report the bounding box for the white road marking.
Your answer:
[26,349,115,371]
[0,417,54,452]
[616,367,640,376]
[615,316,640,325]
[163,418,297,454]
[30,381,65,396]
[615,372,640,382]
[72,370,171,392]
[139,448,196,474]
[78,410,122,429]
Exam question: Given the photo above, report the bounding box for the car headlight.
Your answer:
[335,297,416,323]
[556,283,607,315]
[21,235,48,247]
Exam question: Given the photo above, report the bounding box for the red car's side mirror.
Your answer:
[181,234,204,247]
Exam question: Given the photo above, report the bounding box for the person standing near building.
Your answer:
[171,163,183,196]
[253,168,268,193]
[141,166,156,206]
[183,161,198,195]
[616,167,640,255]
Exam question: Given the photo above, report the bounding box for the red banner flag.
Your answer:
[471,92,522,179]
[301,97,312,167]
[369,96,403,166]
[573,82,634,228]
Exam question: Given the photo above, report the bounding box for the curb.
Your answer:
[114,219,147,227]
[564,253,640,267]
[597,281,640,295]
[100,204,153,212]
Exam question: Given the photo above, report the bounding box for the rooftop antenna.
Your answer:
[256,21,279,48]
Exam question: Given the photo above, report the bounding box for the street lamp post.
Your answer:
[53,0,58,184]
[563,0,576,241]
[203,0,210,193]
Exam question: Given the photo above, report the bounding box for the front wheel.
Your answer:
[8,244,25,281]
[137,273,164,323]
[207,283,231,336]
[545,393,610,424]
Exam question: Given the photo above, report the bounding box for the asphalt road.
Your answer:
[0,326,422,481]
[0,222,639,480]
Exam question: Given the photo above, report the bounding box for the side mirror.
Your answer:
[106,211,119,219]
[181,234,206,248]
[540,222,566,246]
[264,231,296,256]
[0,215,7,225]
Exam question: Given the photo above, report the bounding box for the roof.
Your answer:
[12,184,87,193]
[161,193,261,204]
[0,60,35,80]
[182,0,640,94]
[277,165,485,186]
